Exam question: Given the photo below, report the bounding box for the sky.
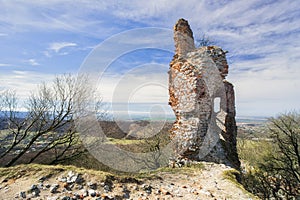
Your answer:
[0,0,299,118]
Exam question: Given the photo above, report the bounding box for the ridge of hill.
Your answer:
[0,162,257,200]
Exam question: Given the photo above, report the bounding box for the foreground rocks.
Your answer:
[0,163,257,200]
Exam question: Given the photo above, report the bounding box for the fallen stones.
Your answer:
[30,184,40,197]
[142,184,152,194]
[50,184,59,193]
[88,189,96,197]
[2,162,254,199]
[19,191,26,198]
[87,182,97,190]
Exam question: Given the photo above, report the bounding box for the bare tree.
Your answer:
[261,113,300,198]
[0,74,105,167]
[242,112,300,199]
[196,34,214,47]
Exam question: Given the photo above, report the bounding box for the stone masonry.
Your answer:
[169,18,240,169]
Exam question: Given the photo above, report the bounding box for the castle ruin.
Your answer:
[169,19,240,169]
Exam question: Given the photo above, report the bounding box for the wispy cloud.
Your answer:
[49,42,77,53]
[27,59,39,66]
[0,70,55,99]
[0,0,299,116]
[0,63,12,67]
[13,70,28,75]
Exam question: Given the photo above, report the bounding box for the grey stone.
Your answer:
[99,182,105,187]
[72,193,80,200]
[80,189,88,197]
[38,176,47,182]
[32,190,40,197]
[29,184,40,197]
[30,184,38,191]
[58,177,67,182]
[103,184,111,192]
[37,183,43,189]
[88,189,96,197]
[87,182,97,190]
[123,192,130,199]
[142,184,152,194]
[19,191,26,198]
[50,184,59,193]
[76,184,83,190]
[133,185,139,191]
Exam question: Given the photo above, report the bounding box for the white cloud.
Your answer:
[98,63,169,103]
[27,59,39,66]
[0,0,299,116]
[49,42,77,53]
[13,70,28,75]
[0,70,55,100]
[0,63,11,67]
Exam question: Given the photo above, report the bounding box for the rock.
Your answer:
[169,18,240,169]
[2,179,8,183]
[37,183,43,189]
[88,189,96,197]
[77,184,83,190]
[75,176,84,184]
[199,188,212,196]
[32,190,40,197]
[103,184,111,192]
[50,184,59,193]
[38,176,47,182]
[133,185,139,191]
[99,182,105,187]
[30,184,40,197]
[142,184,152,194]
[159,187,171,195]
[19,191,26,198]
[87,182,97,190]
[63,182,70,189]
[30,184,38,191]
[72,193,80,199]
[123,192,130,199]
[58,177,67,182]
[80,189,88,197]
[67,171,78,183]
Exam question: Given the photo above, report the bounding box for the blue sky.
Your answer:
[0,0,299,117]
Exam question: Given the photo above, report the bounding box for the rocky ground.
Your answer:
[0,162,257,200]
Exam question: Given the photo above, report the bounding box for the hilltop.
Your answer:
[0,162,257,200]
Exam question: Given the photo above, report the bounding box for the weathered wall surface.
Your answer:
[169,18,240,169]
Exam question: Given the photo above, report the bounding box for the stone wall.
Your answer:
[169,18,240,169]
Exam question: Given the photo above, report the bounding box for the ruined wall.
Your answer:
[169,18,240,169]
